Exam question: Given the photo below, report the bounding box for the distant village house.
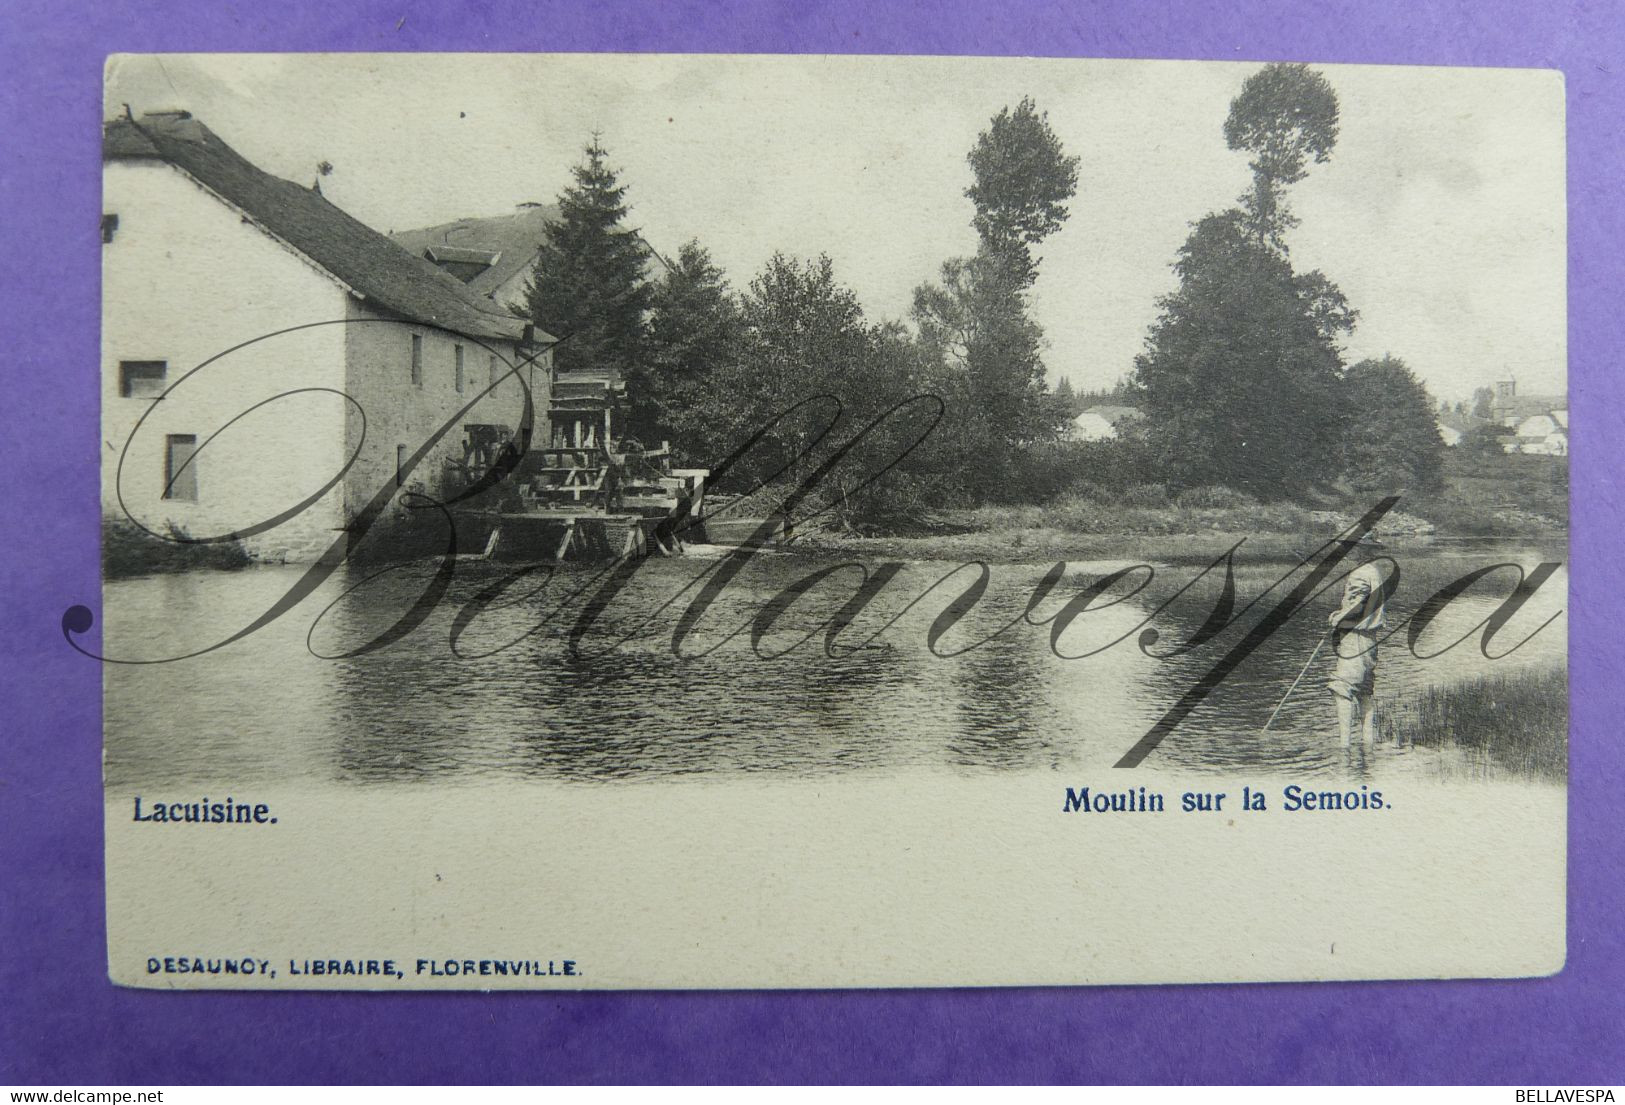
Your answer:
[1435,416,1469,448]
[1067,404,1143,442]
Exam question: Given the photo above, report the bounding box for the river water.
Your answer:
[101,541,1566,789]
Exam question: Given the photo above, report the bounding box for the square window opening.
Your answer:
[119,360,167,399]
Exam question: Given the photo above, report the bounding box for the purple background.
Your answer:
[2,0,1619,1085]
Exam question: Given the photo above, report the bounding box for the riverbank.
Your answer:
[1384,666,1567,781]
[760,454,1566,564]
[779,496,1562,565]
[790,525,1320,565]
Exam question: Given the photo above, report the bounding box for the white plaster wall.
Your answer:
[1068,413,1118,442]
[101,160,351,562]
[339,302,547,535]
[1517,414,1558,438]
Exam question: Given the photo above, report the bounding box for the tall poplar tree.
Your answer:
[964,96,1081,288]
[1223,63,1340,248]
[912,97,1081,496]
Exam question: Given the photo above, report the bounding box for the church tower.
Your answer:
[1493,376,1517,425]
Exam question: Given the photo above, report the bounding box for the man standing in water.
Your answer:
[1327,534,1393,751]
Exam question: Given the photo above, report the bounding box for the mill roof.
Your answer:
[390,205,673,302]
[104,112,541,344]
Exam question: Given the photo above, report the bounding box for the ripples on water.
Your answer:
[101,546,1566,789]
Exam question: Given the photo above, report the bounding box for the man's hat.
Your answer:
[1296,529,1386,566]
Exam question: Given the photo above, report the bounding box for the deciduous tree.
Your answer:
[1223,63,1340,247]
[906,97,1081,499]
[964,96,1081,287]
[912,248,1056,494]
[1339,356,1446,493]
[1129,211,1353,497]
[680,253,878,488]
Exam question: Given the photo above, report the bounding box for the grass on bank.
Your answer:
[1383,666,1567,781]
[786,482,1427,563]
[958,483,1319,537]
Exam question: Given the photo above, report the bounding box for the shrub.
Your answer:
[999,437,1161,506]
[1459,423,1515,456]
[1119,483,1170,508]
[103,518,251,579]
[1175,485,1258,510]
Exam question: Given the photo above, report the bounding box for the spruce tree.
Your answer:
[522,137,652,393]
[910,97,1080,497]
[643,240,744,456]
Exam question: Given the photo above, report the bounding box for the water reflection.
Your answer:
[101,545,1567,789]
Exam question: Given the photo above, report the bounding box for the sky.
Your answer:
[104,53,1567,404]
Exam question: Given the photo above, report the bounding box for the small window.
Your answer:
[489,354,502,389]
[410,335,423,387]
[396,444,408,488]
[454,344,465,394]
[101,213,119,244]
[119,360,167,399]
[164,434,198,501]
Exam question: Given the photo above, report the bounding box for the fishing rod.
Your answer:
[1261,629,1331,733]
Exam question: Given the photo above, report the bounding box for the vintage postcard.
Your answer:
[94,53,1566,989]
